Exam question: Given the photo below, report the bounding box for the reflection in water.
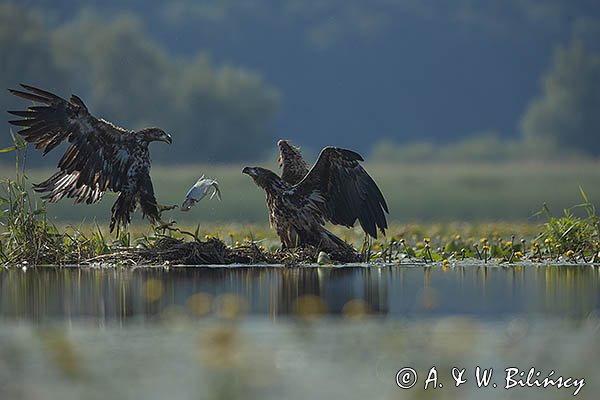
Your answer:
[0,265,598,322]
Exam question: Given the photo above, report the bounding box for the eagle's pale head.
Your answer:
[139,127,172,144]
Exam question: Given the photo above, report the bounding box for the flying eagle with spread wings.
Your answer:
[8,84,173,233]
[243,141,388,258]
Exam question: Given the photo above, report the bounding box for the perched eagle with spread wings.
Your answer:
[8,84,172,233]
[243,142,388,258]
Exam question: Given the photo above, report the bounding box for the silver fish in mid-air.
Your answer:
[180,175,221,211]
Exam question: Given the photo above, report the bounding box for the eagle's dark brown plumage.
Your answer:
[277,139,308,185]
[8,84,172,233]
[243,145,389,258]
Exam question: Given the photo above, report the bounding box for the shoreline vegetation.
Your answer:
[1,180,599,266]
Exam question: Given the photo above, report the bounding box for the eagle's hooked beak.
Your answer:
[242,166,255,177]
[161,133,173,144]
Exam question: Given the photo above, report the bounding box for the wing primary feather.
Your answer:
[8,89,51,104]
[8,119,35,127]
[7,110,35,117]
[19,84,62,100]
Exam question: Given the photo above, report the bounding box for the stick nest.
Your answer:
[86,237,360,266]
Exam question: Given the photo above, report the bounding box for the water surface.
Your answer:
[1,264,598,321]
[1,264,598,400]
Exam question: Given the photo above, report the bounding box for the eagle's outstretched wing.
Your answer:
[8,84,133,199]
[292,147,389,238]
[8,84,159,232]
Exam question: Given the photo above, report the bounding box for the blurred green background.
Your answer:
[3,159,599,225]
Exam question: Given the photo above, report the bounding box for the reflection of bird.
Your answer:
[8,84,173,233]
[181,176,221,211]
[243,145,389,256]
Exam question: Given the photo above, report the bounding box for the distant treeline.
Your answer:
[0,4,280,164]
[2,1,600,165]
[373,40,600,161]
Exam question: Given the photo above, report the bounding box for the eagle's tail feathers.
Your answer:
[110,192,136,234]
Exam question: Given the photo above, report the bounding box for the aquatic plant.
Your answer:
[356,191,600,265]
[0,136,106,264]
[534,187,599,262]
[0,134,55,264]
